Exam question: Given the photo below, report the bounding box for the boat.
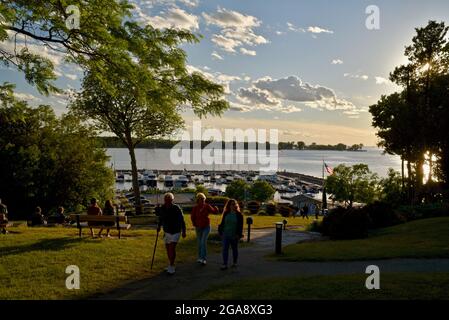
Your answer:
[144,170,157,187]
[174,175,188,188]
[164,175,174,187]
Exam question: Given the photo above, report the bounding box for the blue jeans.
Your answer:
[195,226,211,260]
[222,235,239,266]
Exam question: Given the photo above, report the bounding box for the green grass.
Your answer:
[196,272,449,300]
[278,217,449,261]
[0,224,203,300]
[0,214,289,299]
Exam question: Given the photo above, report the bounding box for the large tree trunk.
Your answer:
[126,135,142,215]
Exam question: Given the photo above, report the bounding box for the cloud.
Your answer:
[65,74,78,80]
[233,75,362,116]
[240,48,256,56]
[203,7,268,55]
[375,76,390,85]
[287,22,305,33]
[237,87,281,106]
[186,64,240,94]
[211,51,224,60]
[331,59,343,65]
[308,26,334,34]
[13,92,42,102]
[344,73,369,81]
[134,6,199,31]
[211,34,241,52]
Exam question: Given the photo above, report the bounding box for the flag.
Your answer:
[324,162,333,175]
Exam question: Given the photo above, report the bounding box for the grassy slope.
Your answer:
[0,214,310,299]
[196,272,449,300]
[278,217,449,261]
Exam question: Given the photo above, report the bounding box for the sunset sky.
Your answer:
[2,0,449,145]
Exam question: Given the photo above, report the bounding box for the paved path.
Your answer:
[96,229,449,300]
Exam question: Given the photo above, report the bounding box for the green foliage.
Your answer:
[370,20,449,201]
[195,185,209,197]
[380,168,404,206]
[321,206,371,240]
[249,180,275,202]
[225,179,249,201]
[0,86,114,219]
[325,164,380,207]
[360,201,406,229]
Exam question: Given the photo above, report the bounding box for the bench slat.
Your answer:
[69,214,126,222]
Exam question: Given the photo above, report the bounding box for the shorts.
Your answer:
[164,232,181,244]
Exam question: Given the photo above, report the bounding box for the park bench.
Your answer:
[0,214,9,234]
[69,214,131,239]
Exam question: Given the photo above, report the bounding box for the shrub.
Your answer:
[278,205,292,217]
[360,201,406,229]
[396,202,449,221]
[321,206,371,240]
[266,202,277,216]
[247,201,261,215]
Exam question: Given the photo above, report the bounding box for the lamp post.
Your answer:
[246,217,253,243]
[275,222,283,254]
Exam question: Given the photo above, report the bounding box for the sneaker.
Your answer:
[201,260,207,266]
[220,264,228,270]
[231,263,238,268]
[167,265,176,274]
[197,258,203,264]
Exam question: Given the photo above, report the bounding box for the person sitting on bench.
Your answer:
[98,200,115,238]
[0,198,8,234]
[31,206,46,226]
[55,207,67,224]
[87,198,102,237]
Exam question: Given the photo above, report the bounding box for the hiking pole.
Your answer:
[151,227,160,270]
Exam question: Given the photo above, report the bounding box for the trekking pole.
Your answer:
[151,228,160,270]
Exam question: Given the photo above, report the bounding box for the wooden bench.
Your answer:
[69,214,131,239]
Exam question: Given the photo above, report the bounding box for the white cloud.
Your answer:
[344,73,369,81]
[375,76,390,85]
[240,48,256,56]
[134,6,199,31]
[211,34,241,52]
[65,74,78,80]
[308,26,334,34]
[331,59,343,65]
[13,92,42,102]
[287,22,305,33]
[186,64,240,94]
[233,75,362,116]
[211,51,224,60]
[203,7,268,55]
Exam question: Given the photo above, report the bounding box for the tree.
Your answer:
[0,84,114,218]
[380,169,404,207]
[326,164,380,208]
[71,28,229,214]
[249,181,275,202]
[0,1,142,95]
[296,141,306,150]
[225,180,249,202]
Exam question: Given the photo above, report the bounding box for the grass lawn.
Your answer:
[0,214,295,300]
[277,217,449,261]
[196,272,449,300]
[0,224,205,299]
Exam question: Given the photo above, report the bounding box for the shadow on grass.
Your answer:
[0,237,84,257]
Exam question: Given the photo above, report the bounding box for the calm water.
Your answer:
[107,147,401,178]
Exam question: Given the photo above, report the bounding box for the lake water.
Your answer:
[106,147,401,178]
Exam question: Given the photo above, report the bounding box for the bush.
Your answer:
[360,201,406,229]
[278,205,292,217]
[266,202,277,216]
[247,201,261,215]
[206,196,229,213]
[396,202,449,221]
[321,206,371,240]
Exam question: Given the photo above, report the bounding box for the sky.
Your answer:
[2,0,449,146]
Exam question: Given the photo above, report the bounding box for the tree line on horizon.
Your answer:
[98,136,365,151]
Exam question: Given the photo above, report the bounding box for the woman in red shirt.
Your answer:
[191,193,218,265]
